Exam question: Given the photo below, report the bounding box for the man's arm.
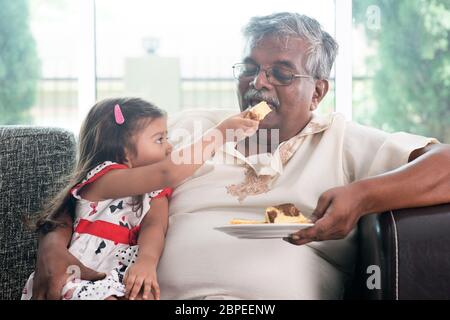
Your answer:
[37,210,73,248]
[32,210,105,299]
[287,144,450,245]
[361,143,450,212]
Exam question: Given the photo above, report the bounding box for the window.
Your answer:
[352,0,450,142]
[95,0,336,116]
[1,0,83,132]
[3,0,341,131]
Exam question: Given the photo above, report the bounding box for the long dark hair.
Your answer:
[34,97,166,234]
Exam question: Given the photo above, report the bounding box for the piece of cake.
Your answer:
[264,203,311,224]
[245,101,272,121]
[229,218,266,225]
[229,203,311,225]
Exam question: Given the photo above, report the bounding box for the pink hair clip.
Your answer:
[114,104,125,125]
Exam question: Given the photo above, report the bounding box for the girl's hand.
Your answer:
[216,111,259,142]
[123,261,160,300]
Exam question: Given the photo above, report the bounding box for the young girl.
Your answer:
[21,97,258,300]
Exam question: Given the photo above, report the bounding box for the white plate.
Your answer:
[214,223,314,239]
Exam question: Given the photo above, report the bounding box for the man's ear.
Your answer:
[310,79,329,111]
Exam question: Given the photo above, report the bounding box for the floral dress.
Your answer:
[21,161,172,300]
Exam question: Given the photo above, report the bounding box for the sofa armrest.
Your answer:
[0,126,76,300]
[351,203,450,299]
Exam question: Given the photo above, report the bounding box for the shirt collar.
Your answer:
[220,112,335,177]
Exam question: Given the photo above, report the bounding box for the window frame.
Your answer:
[334,0,353,120]
[79,1,352,121]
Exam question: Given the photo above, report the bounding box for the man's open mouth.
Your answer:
[248,99,278,111]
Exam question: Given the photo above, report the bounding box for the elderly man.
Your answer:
[33,12,450,299]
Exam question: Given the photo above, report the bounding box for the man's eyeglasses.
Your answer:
[232,63,313,86]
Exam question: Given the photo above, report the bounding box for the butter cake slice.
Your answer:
[265,203,311,224]
[245,101,272,121]
[228,203,311,225]
[229,218,266,225]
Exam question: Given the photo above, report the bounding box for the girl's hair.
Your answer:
[34,97,166,234]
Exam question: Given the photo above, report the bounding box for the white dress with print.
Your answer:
[21,161,172,300]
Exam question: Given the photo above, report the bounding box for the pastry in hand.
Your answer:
[245,101,272,121]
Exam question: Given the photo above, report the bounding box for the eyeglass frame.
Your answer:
[232,62,314,86]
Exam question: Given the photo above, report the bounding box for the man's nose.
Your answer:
[250,70,273,91]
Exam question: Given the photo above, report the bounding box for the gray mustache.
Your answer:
[243,89,280,108]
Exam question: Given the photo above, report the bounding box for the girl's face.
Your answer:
[125,117,173,168]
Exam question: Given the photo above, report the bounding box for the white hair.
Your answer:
[243,12,338,80]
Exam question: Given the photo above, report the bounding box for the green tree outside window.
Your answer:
[353,0,450,142]
[0,0,40,124]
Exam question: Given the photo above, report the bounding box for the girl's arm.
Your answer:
[136,196,168,268]
[84,112,257,201]
[124,196,169,300]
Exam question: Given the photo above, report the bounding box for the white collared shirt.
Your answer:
[158,108,437,299]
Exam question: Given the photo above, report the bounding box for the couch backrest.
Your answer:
[0,126,76,300]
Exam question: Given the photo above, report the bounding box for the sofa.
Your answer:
[1,126,449,300]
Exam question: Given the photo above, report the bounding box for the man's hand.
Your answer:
[32,242,106,300]
[285,184,366,246]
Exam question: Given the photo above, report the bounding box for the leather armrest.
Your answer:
[349,203,450,300]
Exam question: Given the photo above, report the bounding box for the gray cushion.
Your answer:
[0,126,76,300]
